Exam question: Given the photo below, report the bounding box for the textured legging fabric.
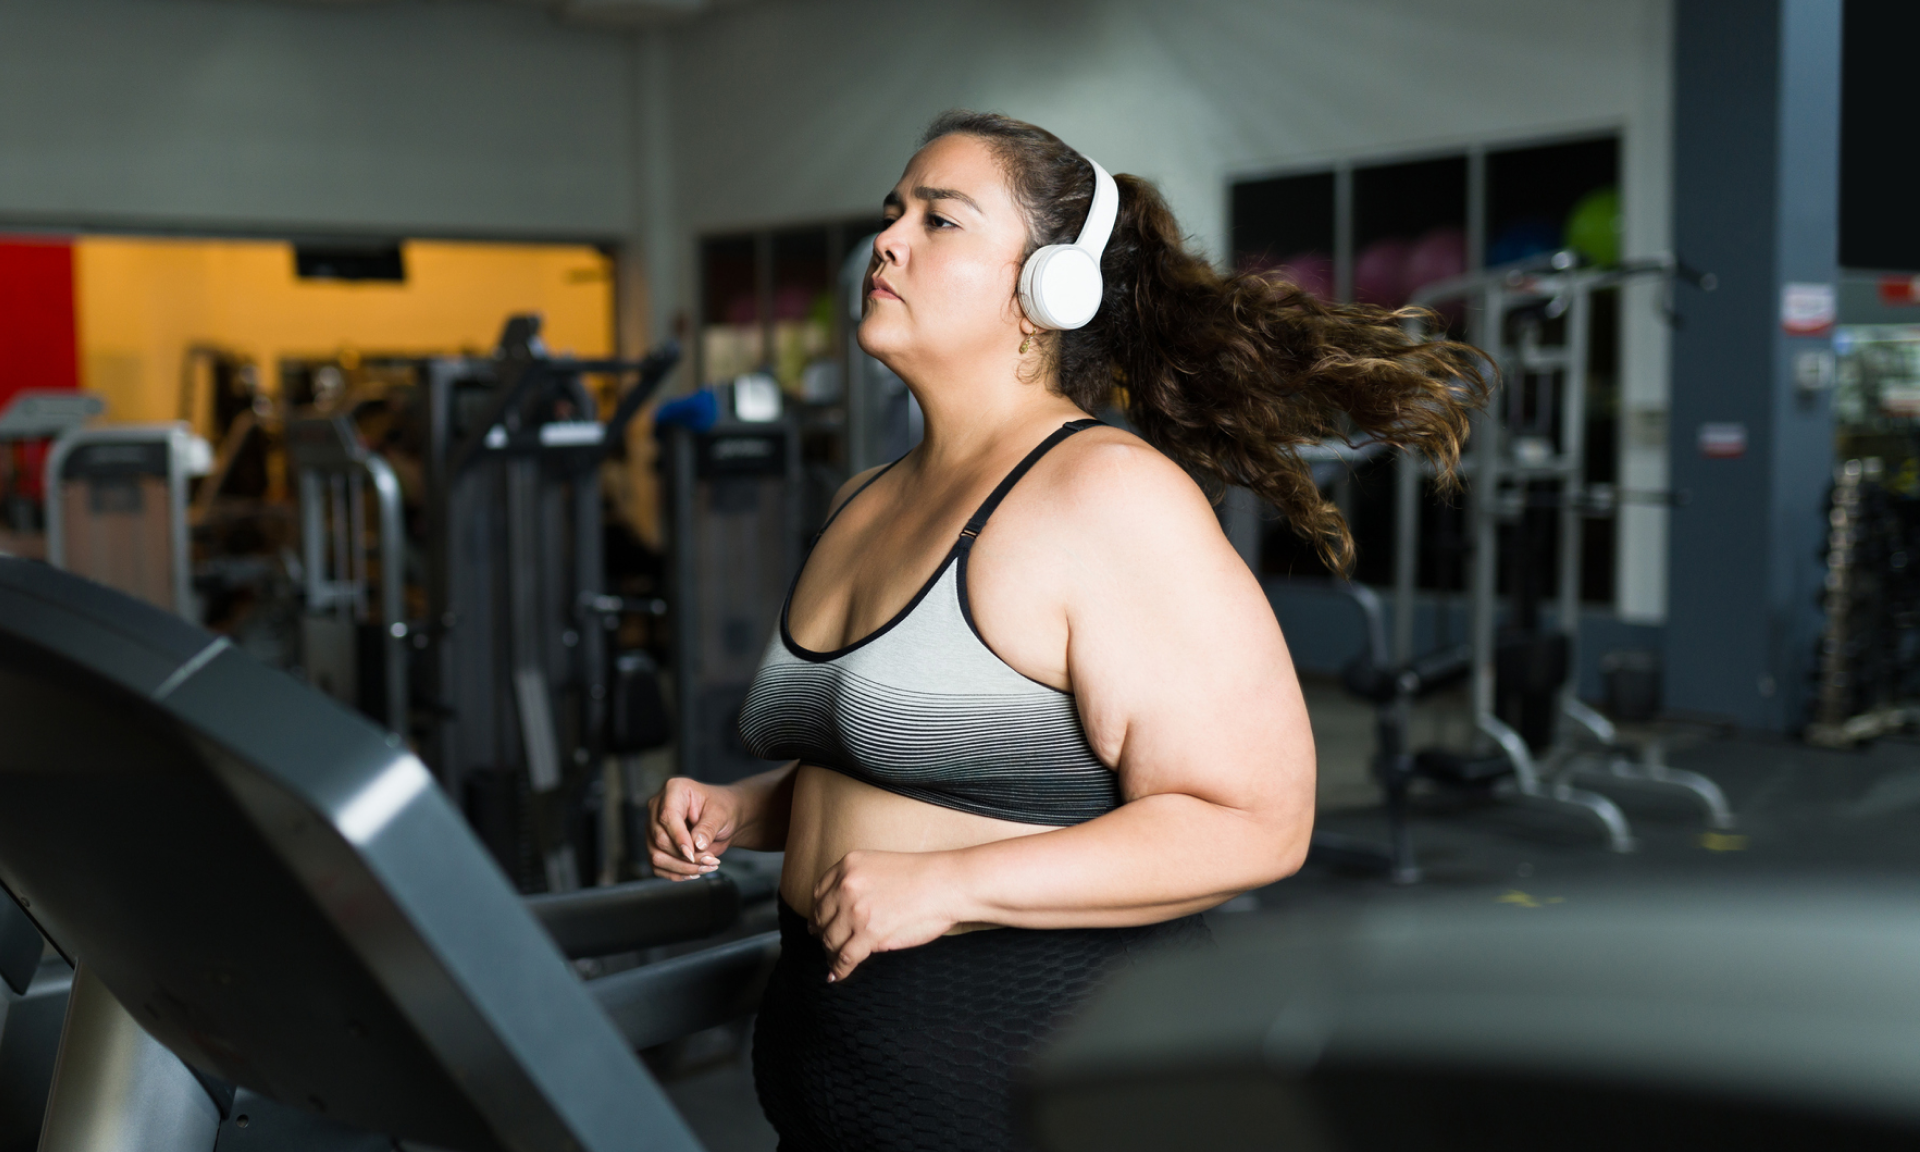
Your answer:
[753,898,1210,1152]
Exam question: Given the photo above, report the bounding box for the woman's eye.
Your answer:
[926,214,954,229]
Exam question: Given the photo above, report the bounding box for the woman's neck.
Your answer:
[901,363,1087,478]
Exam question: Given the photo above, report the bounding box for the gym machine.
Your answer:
[286,414,408,733]
[197,318,683,891]
[45,422,213,620]
[1305,582,1472,885]
[182,346,302,663]
[226,319,678,890]
[415,317,681,891]
[658,375,803,784]
[0,556,774,1152]
[0,390,103,554]
[1387,252,1730,853]
[1023,881,1920,1151]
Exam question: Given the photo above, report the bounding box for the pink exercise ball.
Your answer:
[1276,251,1334,300]
[772,285,815,322]
[1353,238,1411,308]
[1405,227,1467,298]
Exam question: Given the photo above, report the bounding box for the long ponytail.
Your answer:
[924,111,1489,575]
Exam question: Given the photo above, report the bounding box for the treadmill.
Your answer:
[1023,882,1920,1151]
[0,556,776,1152]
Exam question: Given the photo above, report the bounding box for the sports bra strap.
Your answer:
[957,418,1103,543]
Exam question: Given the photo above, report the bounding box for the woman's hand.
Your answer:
[647,777,740,880]
[812,850,967,982]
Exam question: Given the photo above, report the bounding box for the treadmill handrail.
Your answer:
[588,933,780,1054]
[525,874,742,960]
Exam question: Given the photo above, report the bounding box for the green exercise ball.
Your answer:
[1565,186,1621,267]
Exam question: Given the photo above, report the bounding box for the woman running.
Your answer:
[649,110,1486,1151]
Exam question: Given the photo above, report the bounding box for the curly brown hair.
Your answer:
[923,110,1490,575]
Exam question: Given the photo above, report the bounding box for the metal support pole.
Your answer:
[299,471,326,611]
[507,457,575,893]
[1332,165,1354,304]
[1465,148,1487,277]
[1557,287,1593,711]
[576,453,610,844]
[424,362,458,790]
[507,460,562,796]
[348,470,368,620]
[328,474,350,621]
[165,430,195,623]
[1468,285,1503,730]
[39,965,220,1152]
[668,428,700,780]
[365,455,408,736]
[1392,448,1421,666]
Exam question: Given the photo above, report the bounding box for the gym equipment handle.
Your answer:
[589,932,781,1053]
[526,871,759,959]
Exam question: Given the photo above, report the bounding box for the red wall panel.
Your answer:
[0,239,79,502]
[0,239,80,407]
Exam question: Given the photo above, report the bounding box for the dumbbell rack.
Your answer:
[1398,252,1731,852]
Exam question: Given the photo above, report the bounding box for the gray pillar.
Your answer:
[1220,487,1261,574]
[1665,0,1840,731]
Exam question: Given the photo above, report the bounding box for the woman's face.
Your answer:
[857,134,1032,379]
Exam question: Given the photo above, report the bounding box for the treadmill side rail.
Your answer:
[589,933,780,1054]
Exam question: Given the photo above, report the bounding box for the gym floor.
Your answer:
[656,676,1920,1151]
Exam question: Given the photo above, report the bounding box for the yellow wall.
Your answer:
[75,237,614,425]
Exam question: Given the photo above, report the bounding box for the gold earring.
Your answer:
[1019,333,1033,355]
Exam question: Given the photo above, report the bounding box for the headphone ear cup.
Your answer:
[1019,245,1104,331]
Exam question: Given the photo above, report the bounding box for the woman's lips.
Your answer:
[869,275,901,301]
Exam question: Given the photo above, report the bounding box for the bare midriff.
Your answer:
[778,763,1053,923]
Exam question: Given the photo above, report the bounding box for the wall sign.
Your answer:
[1793,349,1836,393]
[1880,275,1920,307]
[1782,282,1837,336]
[1698,422,1748,459]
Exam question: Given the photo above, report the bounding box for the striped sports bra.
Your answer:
[736,419,1120,826]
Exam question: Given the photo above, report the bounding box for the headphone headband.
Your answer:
[1074,160,1118,259]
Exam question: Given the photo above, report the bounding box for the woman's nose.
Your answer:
[873,223,906,266]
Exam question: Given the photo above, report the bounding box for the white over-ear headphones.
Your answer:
[1017,158,1118,331]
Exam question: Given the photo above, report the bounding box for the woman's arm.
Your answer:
[648,759,799,878]
[810,438,1315,975]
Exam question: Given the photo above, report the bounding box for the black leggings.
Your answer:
[753,898,1209,1152]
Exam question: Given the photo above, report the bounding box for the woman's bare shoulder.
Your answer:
[1038,424,1220,541]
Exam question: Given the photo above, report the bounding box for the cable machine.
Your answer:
[1392,252,1731,853]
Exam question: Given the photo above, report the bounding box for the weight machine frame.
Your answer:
[285,414,409,734]
[417,319,680,891]
[1397,252,1731,851]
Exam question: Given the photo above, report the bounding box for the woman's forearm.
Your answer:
[722,760,799,851]
[943,792,1310,930]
